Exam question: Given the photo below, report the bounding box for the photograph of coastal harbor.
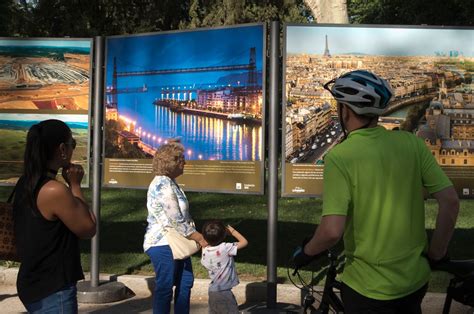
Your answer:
[0,113,89,185]
[283,25,474,197]
[103,24,264,192]
[0,39,91,112]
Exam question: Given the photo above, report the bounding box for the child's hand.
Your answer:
[226,225,235,236]
[226,225,248,249]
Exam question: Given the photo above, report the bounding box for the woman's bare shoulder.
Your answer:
[40,179,70,196]
[37,180,72,220]
[38,180,75,208]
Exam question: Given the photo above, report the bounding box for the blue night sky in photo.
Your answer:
[287,26,474,57]
[104,25,264,161]
[106,25,264,88]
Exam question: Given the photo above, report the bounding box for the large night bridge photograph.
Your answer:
[104,24,264,162]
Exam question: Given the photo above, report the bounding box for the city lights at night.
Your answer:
[104,25,264,161]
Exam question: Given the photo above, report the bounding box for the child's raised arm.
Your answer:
[226,225,248,249]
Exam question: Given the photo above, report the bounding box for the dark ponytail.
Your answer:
[22,119,71,208]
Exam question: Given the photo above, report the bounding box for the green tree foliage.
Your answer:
[105,120,147,158]
[180,0,311,29]
[1,0,31,36]
[0,1,13,35]
[465,73,472,85]
[400,103,429,132]
[4,1,471,37]
[348,0,473,26]
[1,0,312,37]
[3,0,190,37]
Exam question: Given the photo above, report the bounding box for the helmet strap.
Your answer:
[337,103,348,141]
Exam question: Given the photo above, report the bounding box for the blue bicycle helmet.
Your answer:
[324,70,393,116]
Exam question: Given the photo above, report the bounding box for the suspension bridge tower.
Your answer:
[111,57,118,109]
[247,47,258,88]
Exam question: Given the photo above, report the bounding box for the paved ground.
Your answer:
[1,267,472,313]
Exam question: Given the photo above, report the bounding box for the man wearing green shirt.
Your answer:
[295,70,459,313]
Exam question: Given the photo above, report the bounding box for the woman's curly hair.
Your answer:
[152,139,185,177]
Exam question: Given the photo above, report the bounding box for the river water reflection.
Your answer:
[118,92,262,161]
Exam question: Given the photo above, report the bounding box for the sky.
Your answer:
[0,113,89,122]
[105,24,264,87]
[0,39,92,49]
[286,26,474,57]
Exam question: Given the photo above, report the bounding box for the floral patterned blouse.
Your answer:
[143,175,196,252]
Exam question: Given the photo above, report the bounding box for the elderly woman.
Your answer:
[144,140,207,314]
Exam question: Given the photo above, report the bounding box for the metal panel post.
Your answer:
[267,20,280,309]
[91,36,104,288]
[77,36,127,304]
[77,36,127,303]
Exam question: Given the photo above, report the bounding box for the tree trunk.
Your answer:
[304,0,349,23]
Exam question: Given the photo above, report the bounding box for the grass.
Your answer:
[0,129,27,181]
[1,186,473,293]
[0,127,89,183]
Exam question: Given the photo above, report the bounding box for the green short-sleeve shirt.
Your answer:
[323,126,452,300]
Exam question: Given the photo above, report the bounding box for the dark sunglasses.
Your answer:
[65,138,77,150]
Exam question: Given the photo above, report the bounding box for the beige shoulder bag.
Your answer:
[165,223,201,260]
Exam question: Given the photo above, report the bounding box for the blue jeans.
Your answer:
[24,284,78,314]
[146,245,194,314]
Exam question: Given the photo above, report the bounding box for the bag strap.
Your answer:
[7,184,17,204]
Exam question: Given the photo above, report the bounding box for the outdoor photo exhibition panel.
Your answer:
[103,24,266,193]
[282,24,474,198]
[0,38,93,186]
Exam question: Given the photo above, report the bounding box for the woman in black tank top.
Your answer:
[13,119,96,313]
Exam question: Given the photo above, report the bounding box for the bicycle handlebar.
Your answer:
[292,249,337,276]
[431,259,474,279]
[293,252,474,279]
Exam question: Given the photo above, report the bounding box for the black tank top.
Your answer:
[13,176,84,304]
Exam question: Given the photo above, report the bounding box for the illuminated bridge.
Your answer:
[116,64,255,77]
[107,48,258,109]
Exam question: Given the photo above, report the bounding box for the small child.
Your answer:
[201,220,248,314]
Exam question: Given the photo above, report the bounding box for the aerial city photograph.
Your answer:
[0,39,92,184]
[284,26,474,194]
[104,24,264,162]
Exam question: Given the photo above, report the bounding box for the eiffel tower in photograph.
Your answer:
[323,34,331,57]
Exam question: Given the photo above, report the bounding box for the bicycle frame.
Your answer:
[296,251,344,314]
[295,252,474,314]
[316,251,344,314]
[435,259,474,314]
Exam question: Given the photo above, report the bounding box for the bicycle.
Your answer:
[433,258,474,314]
[290,250,474,314]
[289,249,344,314]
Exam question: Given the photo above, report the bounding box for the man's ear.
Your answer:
[342,104,352,122]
